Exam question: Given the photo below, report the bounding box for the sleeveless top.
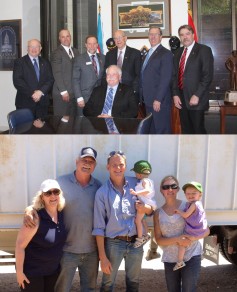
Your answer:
[183,201,208,237]
[24,208,67,277]
[159,200,203,263]
[135,178,157,209]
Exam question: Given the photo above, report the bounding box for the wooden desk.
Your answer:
[4,116,144,135]
[219,101,237,134]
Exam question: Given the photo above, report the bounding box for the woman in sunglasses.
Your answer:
[15,179,67,291]
[153,175,209,292]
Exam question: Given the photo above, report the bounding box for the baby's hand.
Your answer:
[130,188,136,195]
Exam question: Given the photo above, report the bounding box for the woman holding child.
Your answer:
[153,175,209,292]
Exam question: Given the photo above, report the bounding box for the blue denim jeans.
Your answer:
[100,238,144,292]
[55,250,99,292]
[164,255,201,292]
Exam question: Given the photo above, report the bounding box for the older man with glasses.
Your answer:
[92,151,153,291]
[103,30,141,103]
[13,39,54,120]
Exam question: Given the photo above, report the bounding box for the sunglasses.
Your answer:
[43,189,60,196]
[108,151,124,158]
[162,184,179,190]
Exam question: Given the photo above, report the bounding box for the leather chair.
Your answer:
[136,112,152,134]
[7,109,34,134]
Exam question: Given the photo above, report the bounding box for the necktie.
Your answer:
[142,48,153,71]
[105,118,118,134]
[117,50,123,68]
[178,47,188,89]
[91,55,98,76]
[33,58,40,81]
[102,88,114,115]
[68,48,73,59]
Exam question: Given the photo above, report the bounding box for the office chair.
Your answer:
[136,112,152,134]
[7,109,34,134]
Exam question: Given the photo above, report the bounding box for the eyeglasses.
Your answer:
[43,189,60,196]
[162,184,178,190]
[108,151,124,158]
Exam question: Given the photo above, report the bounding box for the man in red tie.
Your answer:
[172,24,214,134]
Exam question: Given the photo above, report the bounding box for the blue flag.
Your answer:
[97,4,103,54]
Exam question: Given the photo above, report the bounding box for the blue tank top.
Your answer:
[23,208,67,276]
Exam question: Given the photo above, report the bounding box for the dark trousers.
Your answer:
[179,94,206,134]
[145,105,172,134]
[20,272,59,292]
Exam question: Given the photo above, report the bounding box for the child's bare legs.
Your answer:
[134,213,151,248]
[135,212,144,238]
[173,246,186,270]
[178,245,185,263]
[142,218,148,235]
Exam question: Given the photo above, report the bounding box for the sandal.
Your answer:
[134,234,151,248]
[173,261,186,271]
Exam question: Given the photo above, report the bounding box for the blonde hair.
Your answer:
[160,175,179,188]
[32,190,65,211]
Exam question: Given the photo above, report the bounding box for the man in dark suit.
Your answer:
[172,24,214,134]
[51,29,79,120]
[140,26,173,134]
[13,39,54,120]
[83,65,138,118]
[103,30,141,102]
[72,35,105,116]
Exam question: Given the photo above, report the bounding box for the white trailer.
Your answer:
[0,135,237,264]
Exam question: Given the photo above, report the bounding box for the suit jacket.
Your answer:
[140,44,173,107]
[172,42,214,110]
[103,46,141,93]
[51,45,79,97]
[83,83,138,118]
[72,52,105,103]
[13,54,54,118]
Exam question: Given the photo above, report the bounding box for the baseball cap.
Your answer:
[40,179,61,192]
[106,38,116,50]
[182,181,203,193]
[80,147,97,160]
[131,160,152,174]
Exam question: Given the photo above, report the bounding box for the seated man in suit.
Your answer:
[103,30,141,103]
[83,65,138,118]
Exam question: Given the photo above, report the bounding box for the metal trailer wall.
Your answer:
[0,135,237,229]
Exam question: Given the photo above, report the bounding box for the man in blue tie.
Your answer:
[83,65,138,118]
[13,39,54,120]
[140,26,173,134]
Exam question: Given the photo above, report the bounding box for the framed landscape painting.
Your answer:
[112,0,171,38]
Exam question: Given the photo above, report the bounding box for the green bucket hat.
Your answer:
[130,160,152,174]
[182,181,203,193]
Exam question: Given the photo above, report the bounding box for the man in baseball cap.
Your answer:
[130,160,152,174]
[79,147,97,160]
[182,181,203,193]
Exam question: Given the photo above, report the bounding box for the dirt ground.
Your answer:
[1,248,237,292]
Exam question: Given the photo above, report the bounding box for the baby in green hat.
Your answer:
[130,160,157,248]
[173,181,208,271]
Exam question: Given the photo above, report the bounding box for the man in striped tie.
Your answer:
[172,24,214,134]
[83,65,138,118]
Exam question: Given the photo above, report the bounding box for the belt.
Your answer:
[114,235,137,242]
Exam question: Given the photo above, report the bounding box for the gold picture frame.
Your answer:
[112,0,171,38]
